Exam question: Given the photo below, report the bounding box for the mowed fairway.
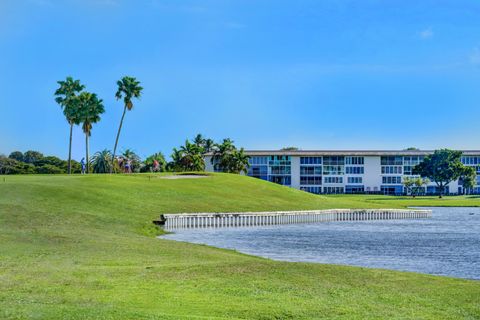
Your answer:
[0,174,479,319]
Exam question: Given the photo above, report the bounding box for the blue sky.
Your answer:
[1,0,480,160]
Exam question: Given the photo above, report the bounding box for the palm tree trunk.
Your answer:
[68,122,73,174]
[111,105,127,173]
[85,133,89,174]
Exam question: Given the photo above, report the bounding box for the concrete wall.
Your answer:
[290,156,300,189]
[363,156,381,192]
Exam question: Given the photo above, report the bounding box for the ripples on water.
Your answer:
[161,207,480,279]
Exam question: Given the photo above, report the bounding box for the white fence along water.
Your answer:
[163,209,432,230]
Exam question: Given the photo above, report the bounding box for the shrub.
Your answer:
[35,164,65,174]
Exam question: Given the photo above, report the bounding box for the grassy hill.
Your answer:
[0,173,479,319]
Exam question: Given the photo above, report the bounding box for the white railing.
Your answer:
[162,209,432,230]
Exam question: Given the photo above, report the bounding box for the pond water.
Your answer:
[161,207,480,279]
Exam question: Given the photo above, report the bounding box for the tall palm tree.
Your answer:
[77,92,105,173]
[54,77,85,174]
[91,149,113,173]
[112,76,143,172]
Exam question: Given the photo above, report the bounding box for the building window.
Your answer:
[381,156,403,166]
[382,176,402,184]
[323,187,344,194]
[345,166,364,174]
[381,166,403,174]
[300,166,322,175]
[404,156,424,165]
[381,185,403,195]
[248,156,268,165]
[324,176,343,184]
[345,156,364,165]
[323,165,344,175]
[323,156,345,165]
[347,177,362,184]
[300,157,322,165]
[461,156,480,165]
[300,176,322,185]
[248,165,268,180]
[346,185,364,194]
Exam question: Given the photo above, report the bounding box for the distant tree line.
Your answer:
[0,151,81,174]
[1,134,249,175]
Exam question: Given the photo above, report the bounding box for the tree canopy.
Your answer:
[413,149,471,197]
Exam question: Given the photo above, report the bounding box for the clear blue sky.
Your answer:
[1,0,480,160]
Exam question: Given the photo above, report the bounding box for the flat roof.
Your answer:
[234,150,480,156]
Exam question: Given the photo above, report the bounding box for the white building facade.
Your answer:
[205,150,480,195]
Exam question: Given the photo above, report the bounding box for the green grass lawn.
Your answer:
[0,173,479,319]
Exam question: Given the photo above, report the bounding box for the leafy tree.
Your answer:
[91,149,114,173]
[70,160,82,174]
[404,147,420,151]
[35,164,64,174]
[8,151,24,162]
[34,156,66,168]
[54,77,85,174]
[77,92,105,174]
[142,152,167,172]
[281,147,299,151]
[112,76,143,171]
[460,166,477,194]
[403,176,429,198]
[23,151,44,164]
[0,156,35,174]
[413,149,468,198]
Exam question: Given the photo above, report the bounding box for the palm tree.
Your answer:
[203,138,214,154]
[169,148,183,171]
[211,138,236,171]
[176,140,205,171]
[193,134,214,154]
[112,76,143,171]
[77,92,105,173]
[91,149,113,173]
[229,148,250,174]
[54,77,85,174]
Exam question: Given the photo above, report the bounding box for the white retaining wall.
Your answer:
[163,209,432,230]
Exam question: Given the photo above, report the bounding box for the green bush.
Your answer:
[35,164,65,174]
[0,156,35,174]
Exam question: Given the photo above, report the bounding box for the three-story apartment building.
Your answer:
[205,150,480,195]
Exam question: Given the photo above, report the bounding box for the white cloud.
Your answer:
[418,28,433,39]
